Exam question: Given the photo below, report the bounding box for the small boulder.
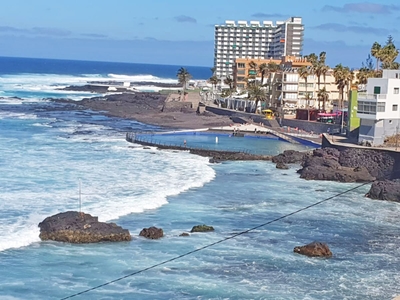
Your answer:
[38,211,132,243]
[272,150,307,165]
[209,158,221,164]
[293,241,332,258]
[179,232,190,237]
[366,179,400,202]
[276,162,289,169]
[190,224,214,233]
[139,226,164,239]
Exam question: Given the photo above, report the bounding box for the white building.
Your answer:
[357,70,400,145]
[214,17,304,78]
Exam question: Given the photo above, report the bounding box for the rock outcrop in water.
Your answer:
[366,179,400,202]
[190,224,214,233]
[139,226,164,239]
[293,242,332,257]
[272,149,308,165]
[38,211,132,243]
[273,147,398,183]
[298,148,375,182]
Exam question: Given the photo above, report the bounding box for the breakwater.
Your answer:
[126,132,272,161]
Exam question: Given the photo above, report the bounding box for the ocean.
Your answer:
[0,56,400,300]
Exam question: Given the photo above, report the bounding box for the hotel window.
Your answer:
[377,102,385,112]
[374,86,381,94]
[237,63,245,68]
[358,101,377,114]
[394,87,399,94]
[393,104,398,111]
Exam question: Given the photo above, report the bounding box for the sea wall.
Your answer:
[281,118,341,134]
[126,133,272,162]
[206,106,269,125]
[206,106,341,133]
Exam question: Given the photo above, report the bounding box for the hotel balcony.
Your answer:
[358,93,387,100]
[357,94,388,120]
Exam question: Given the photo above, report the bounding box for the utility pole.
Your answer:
[79,179,82,214]
[396,125,399,151]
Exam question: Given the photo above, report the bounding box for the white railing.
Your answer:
[358,93,387,100]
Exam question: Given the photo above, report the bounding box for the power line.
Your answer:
[60,180,372,300]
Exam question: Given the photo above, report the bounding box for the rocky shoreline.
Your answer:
[50,86,400,202]
[272,147,400,202]
[52,85,234,129]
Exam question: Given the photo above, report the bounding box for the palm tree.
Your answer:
[223,76,234,97]
[258,63,268,85]
[356,67,372,85]
[321,65,329,92]
[266,62,280,106]
[209,75,220,95]
[177,67,192,100]
[333,64,351,112]
[298,66,310,108]
[247,81,267,113]
[380,43,399,69]
[314,52,327,96]
[305,53,318,65]
[248,61,258,81]
[317,87,329,111]
[345,69,354,97]
[371,42,382,71]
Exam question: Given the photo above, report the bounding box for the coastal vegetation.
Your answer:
[206,35,399,115]
[176,67,192,100]
[371,35,399,70]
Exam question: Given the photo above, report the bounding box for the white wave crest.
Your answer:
[108,73,177,84]
[0,134,215,252]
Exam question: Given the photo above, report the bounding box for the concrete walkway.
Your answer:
[210,123,272,134]
[324,134,400,152]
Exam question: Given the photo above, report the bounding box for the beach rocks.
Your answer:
[366,179,400,202]
[139,226,164,239]
[294,242,332,258]
[276,162,289,169]
[339,148,395,179]
[297,148,375,182]
[38,211,132,243]
[190,224,214,233]
[272,150,308,165]
[179,232,190,237]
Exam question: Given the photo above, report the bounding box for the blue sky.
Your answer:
[0,0,399,68]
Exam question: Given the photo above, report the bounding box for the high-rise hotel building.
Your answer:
[214,17,304,78]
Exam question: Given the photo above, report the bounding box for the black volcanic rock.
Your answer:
[272,150,308,165]
[297,148,375,182]
[190,224,214,233]
[339,148,395,179]
[294,242,332,258]
[38,211,132,243]
[276,162,289,169]
[366,179,400,202]
[139,226,164,239]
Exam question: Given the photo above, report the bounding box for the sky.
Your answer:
[0,0,399,68]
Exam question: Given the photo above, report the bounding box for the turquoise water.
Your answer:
[134,132,312,156]
[1,58,400,299]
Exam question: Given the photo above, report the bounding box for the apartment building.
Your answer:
[214,17,304,78]
[232,56,311,107]
[357,70,400,145]
[297,70,341,108]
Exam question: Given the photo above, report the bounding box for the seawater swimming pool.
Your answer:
[134,131,317,156]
